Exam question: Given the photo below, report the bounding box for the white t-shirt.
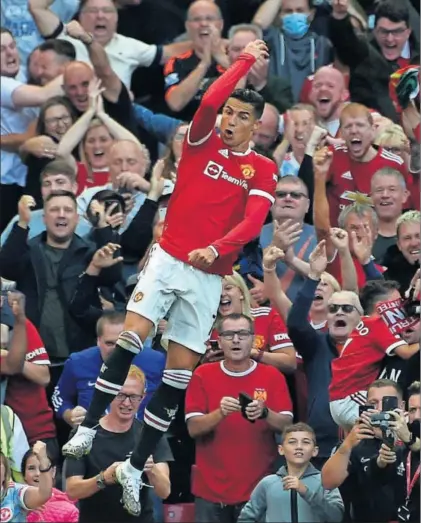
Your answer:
[59,31,159,88]
[1,76,38,186]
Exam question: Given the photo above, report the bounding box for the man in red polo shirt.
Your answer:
[185,312,292,522]
[1,315,58,462]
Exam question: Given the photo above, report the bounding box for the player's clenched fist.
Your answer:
[188,247,217,269]
[243,40,269,61]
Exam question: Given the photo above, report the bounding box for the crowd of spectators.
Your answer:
[0,0,420,521]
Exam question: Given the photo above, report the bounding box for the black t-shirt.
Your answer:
[65,420,173,523]
[103,84,138,136]
[379,352,420,401]
[164,50,225,121]
[339,438,397,522]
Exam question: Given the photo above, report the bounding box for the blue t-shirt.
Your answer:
[1,482,29,522]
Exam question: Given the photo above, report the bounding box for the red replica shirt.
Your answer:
[210,306,293,353]
[76,163,109,195]
[160,54,277,275]
[3,320,56,443]
[326,146,408,225]
[329,315,407,401]
[185,361,292,504]
[327,253,385,288]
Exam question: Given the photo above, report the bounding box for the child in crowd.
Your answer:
[238,423,344,523]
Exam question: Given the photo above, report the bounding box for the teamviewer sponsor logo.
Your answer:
[204,161,248,189]
[204,161,224,179]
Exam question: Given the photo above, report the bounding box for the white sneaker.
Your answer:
[116,460,151,516]
[62,425,97,459]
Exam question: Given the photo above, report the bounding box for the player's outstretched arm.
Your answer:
[188,40,269,145]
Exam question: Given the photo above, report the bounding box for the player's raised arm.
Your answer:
[188,40,269,145]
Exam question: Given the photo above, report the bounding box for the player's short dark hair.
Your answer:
[229,89,265,119]
[282,422,317,444]
[37,39,76,61]
[375,0,409,27]
[367,379,403,399]
[359,280,400,315]
[217,313,254,334]
[44,190,77,208]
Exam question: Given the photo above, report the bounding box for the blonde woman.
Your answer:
[56,80,141,194]
[208,271,297,374]
[0,444,52,522]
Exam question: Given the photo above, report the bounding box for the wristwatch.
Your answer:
[404,432,417,449]
[96,471,107,490]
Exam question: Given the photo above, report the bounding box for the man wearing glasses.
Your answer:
[185,312,292,523]
[65,365,173,523]
[260,175,317,300]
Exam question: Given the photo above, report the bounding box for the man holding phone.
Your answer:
[185,313,293,523]
[322,379,415,522]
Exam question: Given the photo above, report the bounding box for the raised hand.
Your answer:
[148,159,166,201]
[65,20,92,44]
[18,195,36,227]
[329,228,349,253]
[313,146,333,180]
[309,240,328,279]
[32,440,50,469]
[90,243,123,270]
[23,135,58,159]
[272,219,302,252]
[8,291,26,323]
[350,226,373,265]
[263,245,285,271]
[88,78,105,111]
[243,40,269,61]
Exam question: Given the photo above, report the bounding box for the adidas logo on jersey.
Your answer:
[218,149,229,158]
[341,171,353,180]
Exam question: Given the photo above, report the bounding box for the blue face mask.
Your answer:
[282,12,310,38]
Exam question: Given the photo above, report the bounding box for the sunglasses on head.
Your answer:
[328,304,357,314]
[275,190,307,200]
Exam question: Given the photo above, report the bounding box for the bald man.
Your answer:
[252,103,279,151]
[309,66,349,137]
[163,0,228,120]
[62,61,137,134]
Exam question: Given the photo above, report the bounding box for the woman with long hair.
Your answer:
[160,122,189,182]
[0,445,52,522]
[20,96,76,207]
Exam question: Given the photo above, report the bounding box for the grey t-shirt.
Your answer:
[39,244,69,360]
[373,234,397,265]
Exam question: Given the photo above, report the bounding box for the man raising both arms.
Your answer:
[63,40,277,516]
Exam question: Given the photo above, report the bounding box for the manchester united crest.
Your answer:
[253,335,265,350]
[241,164,255,179]
[254,388,267,402]
[133,291,144,302]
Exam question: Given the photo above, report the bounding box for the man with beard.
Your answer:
[287,239,362,466]
[0,191,122,367]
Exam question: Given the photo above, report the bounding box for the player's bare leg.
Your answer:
[115,340,200,515]
[62,312,154,460]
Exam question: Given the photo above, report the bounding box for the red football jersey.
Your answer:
[209,306,293,353]
[329,315,407,401]
[3,320,56,443]
[160,131,277,275]
[185,360,292,504]
[327,253,385,289]
[326,146,408,225]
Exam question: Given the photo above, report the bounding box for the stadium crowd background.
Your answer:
[0,0,420,521]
